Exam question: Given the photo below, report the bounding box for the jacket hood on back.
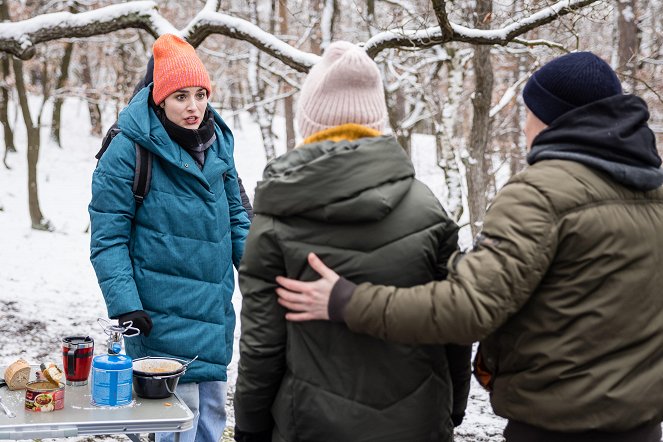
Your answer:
[253,136,415,222]
[528,94,663,191]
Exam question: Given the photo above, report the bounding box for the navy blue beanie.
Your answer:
[522,52,622,125]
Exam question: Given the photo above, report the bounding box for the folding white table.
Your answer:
[0,371,193,441]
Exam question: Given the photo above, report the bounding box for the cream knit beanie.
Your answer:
[296,41,387,139]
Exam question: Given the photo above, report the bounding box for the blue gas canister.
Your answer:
[91,353,132,406]
[91,319,139,407]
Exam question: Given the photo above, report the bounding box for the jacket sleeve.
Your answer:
[237,176,254,221]
[344,180,559,345]
[235,215,286,433]
[431,217,471,424]
[224,162,251,268]
[88,136,143,318]
[445,344,472,425]
[433,216,459,281]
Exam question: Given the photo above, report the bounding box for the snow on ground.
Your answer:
[0,97,506,441]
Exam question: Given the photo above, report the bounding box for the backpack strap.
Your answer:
[132,143,152,208]
[96,124,121,161]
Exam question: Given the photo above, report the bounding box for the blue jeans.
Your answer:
[157,381,227,442]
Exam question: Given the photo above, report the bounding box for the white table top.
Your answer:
[0,367,193,440]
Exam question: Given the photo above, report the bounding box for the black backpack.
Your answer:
[95,123,153,209]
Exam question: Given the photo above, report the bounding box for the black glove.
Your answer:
[233,427,272,442]
[451,413,465,427]
[117,310,153,337]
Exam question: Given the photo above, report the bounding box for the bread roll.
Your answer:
[4,359,30,390]
[40,362,63,386]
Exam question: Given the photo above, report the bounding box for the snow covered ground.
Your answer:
[0,98,509,441]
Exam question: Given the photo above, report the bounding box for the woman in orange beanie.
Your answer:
[89,34,251,442]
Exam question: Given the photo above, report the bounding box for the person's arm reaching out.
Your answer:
[277,179,558,345]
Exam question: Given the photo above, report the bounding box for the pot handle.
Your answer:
[165,379,177,394]
[151,371,185,380]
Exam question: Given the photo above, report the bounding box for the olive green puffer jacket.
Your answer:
[341,96,663,433]
[345,158,663,432]
[235,135,465,441]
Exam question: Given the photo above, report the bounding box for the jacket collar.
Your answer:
[301,124,381,146]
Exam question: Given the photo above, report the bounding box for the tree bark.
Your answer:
[50,41,74,147]
[436,50,469,223]
[0,0,14,157]
[12,55,50,230]
[309,0,323,54]
[0,54,14,158]
[279,0,296,150]
[385,85,411,156]
[436,124,463,222]
[616,0,639,92]
[466,0,494,238]
[248,0,277,160]
[79,45,103,136]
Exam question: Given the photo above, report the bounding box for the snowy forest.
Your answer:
[0,0,661,234]
[0,0,662,441]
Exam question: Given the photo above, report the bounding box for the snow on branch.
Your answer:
[511,37,567,50]
[489,73,529,118]
[0,0,595,69]
[450,0,600,44]
[0,1,174,60]
[364,0,598,57]
[182,11,320,73]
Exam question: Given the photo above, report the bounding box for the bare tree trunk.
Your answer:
[320,0,337,50]
[248,0,276,160]
[0,54,14,159]
[279,0,296,150]
[436,125,463,222]
[466,0,494,238]
[50,41,74,147]
[0,1,14,158]
[12,55,51,230]
[230,75,243,130]
[616,0,639,92]
[309,0,323,54]
[385,86,411,155]
[80,45,102,137]
[437,52,469,222]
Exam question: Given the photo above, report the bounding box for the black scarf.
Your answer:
[527,94,663,191]
[149,92,216,170]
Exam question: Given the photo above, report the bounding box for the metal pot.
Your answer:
[132,371,183,399]
[132,357,193,399]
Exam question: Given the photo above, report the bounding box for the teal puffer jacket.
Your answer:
[235,136,465,441]
[89,86,250,383]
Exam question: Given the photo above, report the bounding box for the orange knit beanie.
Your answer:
[151,34,211,105]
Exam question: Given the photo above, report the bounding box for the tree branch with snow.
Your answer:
[0,1,173,60]
[0,0,598,70]
[182,11,320,72]
[364,0,599,57]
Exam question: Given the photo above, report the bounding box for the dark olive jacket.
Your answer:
[235,135,466,441]
[341,96,663,432]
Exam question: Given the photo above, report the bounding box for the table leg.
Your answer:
[174,431,181,442]
[127,434,142,442]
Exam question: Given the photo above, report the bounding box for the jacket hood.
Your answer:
[117,86,234,168]
[528,94,663,191]
[253,136,415,222]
